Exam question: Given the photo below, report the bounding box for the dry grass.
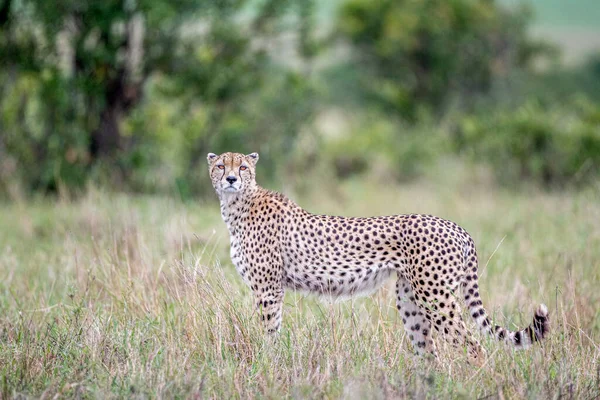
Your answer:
[1,175,599,398]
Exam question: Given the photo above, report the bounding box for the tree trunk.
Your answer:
[0,0,12,28]
[90,104,122,159]
[86,11,144,161]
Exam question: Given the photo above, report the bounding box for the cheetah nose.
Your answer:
[226,176,237,184]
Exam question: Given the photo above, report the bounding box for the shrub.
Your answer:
[322,115,445,181]
[335,0,547,120]
[456,97,600,187]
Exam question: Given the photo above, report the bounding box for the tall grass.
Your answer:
[0,173,599,398]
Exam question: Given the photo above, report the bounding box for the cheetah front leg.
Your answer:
[244,248,285,334]
[396,277,437,358]
[254,287,284,333]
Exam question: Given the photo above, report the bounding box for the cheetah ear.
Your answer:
[207,153,218,165]
[246,152,259,165]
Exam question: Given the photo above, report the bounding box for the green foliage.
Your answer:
[335,0,545,119]
[457,97,600,187]
[125,67,319,197]
[322,115,445,181]
[0,0,317,195]
[0,71,90,192]
[1,0,599,195]
[514,54,600,106]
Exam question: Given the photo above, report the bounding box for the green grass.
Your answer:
[1,169,599,398]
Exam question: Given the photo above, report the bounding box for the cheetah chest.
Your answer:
[228,236,251,285]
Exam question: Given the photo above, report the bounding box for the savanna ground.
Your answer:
[1,163,599,399]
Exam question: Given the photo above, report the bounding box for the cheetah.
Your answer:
[207,151,550,359]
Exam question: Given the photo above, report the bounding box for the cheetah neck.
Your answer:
[218,185,263,233]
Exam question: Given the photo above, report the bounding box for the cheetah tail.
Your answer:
[464,279,550,348]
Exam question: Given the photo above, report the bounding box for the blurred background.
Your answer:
[1,4,599,396]
[1,0,599,199]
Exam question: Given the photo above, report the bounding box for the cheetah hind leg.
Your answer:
[395,277,437,359]
[423,296,486,364]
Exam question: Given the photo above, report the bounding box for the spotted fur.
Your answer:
[208,152,550,359]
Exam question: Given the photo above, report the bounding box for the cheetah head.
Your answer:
[207,152,259,196]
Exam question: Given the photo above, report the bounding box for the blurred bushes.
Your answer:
[125,68,318,197]
[0,0,318,197]
[0,0,599,197]
[334,0,549,119]
[321,115,445,181]
[320,94,600,189]
[457,97,600,187]
[328,0,600,189]
[0,71,91,193]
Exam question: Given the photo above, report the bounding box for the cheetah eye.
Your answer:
[217,165,225,170]
[240,166,248,171]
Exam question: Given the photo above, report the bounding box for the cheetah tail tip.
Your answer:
[533,303,550,340]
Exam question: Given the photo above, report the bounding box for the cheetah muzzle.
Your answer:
[207,151,550,360]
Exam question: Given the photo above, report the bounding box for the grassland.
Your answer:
[1,166,599,398]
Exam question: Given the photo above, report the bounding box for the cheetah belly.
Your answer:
[283,263,394,302]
